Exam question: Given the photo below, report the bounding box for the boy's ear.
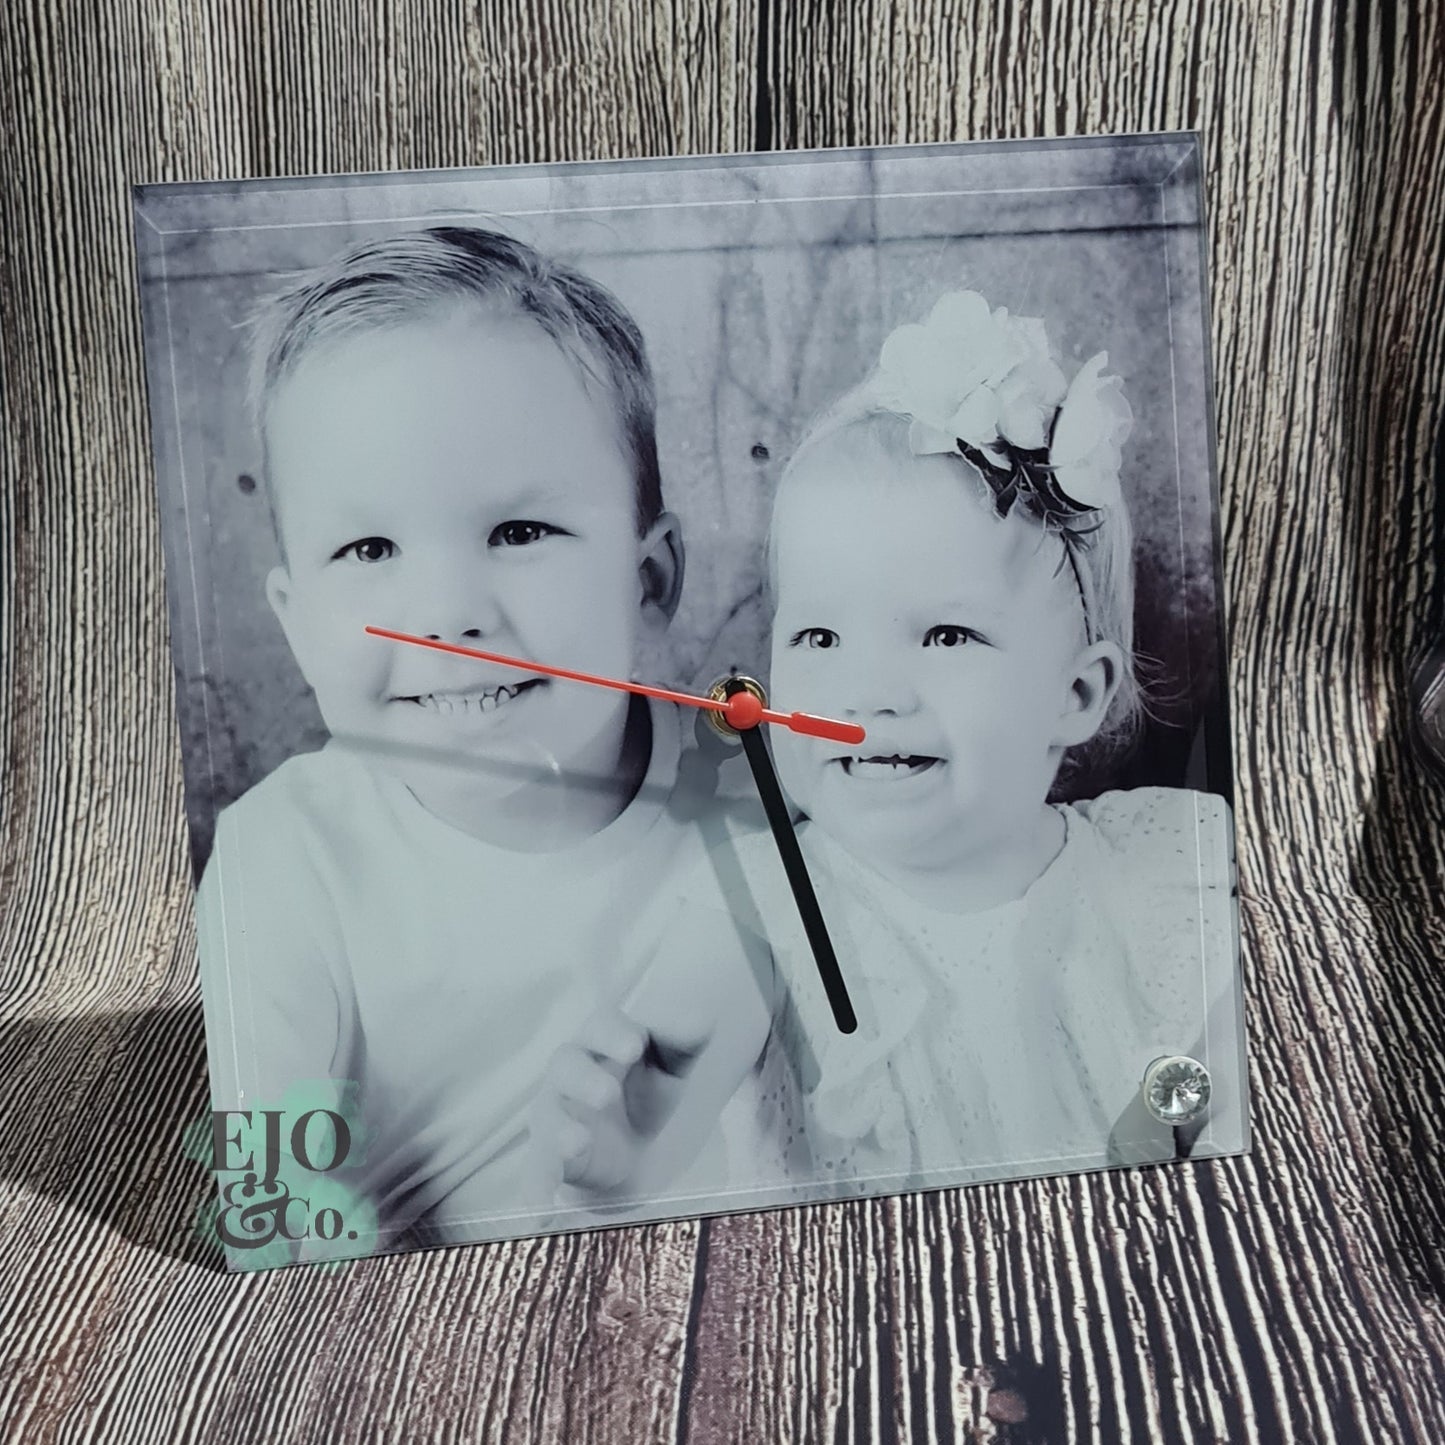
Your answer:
[265,565,305,664]
[638,511,685,625]
[1052,641,1124,748]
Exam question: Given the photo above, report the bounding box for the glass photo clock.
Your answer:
[133,134,1249,1271]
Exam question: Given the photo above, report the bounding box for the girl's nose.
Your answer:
[840,666,920,720]
[844,692,907,719]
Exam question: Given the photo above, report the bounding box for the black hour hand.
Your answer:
[728,683,858,1035]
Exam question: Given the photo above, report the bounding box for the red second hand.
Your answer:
[364,626,865,745]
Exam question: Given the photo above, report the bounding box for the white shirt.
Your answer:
[197,699,724,1250]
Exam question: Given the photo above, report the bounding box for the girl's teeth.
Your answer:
[845,755,935,778]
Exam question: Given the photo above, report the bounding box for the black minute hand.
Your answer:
[730,686,858,1035]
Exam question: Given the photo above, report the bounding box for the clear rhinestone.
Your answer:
[1142,1056,1212,1125]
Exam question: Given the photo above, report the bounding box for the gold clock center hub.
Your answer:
[706,674,767,738]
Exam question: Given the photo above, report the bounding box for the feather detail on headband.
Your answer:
[874,292,1133,536]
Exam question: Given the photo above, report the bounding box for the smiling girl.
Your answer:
[752,291,1243,1189]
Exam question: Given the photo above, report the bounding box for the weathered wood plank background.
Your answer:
[2,0,1443,1440]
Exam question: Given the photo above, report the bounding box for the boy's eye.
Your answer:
[334,537,397,563]
[789,628,841,650]
[923,624,982,648]
[489,520,563,547]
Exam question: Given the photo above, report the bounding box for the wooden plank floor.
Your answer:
[3,1,1443,1439]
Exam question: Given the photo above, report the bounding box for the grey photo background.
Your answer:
[135,139,1227,879]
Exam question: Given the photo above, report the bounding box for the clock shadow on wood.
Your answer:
[0,1002,223,1269]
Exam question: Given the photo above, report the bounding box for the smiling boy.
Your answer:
[196,227,713,1255]
[261,307,676,851]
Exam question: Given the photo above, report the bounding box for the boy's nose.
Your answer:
[426,626,484,643]
[409,565,504,644]
[419,606,500,645]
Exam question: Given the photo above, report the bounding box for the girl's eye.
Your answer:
[335,537,396,563]
[789,628,841,650]
[489,520,562,547]
[923,624,980,648]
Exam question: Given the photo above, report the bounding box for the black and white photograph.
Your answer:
[133,135,1249,1271]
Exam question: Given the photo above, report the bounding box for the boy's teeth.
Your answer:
[418,684,519,714]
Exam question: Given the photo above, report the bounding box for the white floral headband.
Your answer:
[872,291,1134,539]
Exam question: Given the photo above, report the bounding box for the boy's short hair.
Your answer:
[247,225,664,536]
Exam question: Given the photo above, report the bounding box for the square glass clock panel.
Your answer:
[134,135,1248,1271]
